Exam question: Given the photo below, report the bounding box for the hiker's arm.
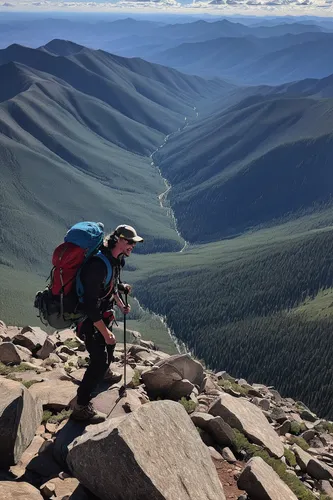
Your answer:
[93,319,116,344]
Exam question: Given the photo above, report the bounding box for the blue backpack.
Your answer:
[34,221,113,330]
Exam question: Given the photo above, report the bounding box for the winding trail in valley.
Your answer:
[138,107,201,352]
[150,109,199,254]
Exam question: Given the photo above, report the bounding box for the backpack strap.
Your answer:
[76,251,113,302]
[96,252,113,286]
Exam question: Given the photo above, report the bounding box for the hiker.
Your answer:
[71,224,143,423]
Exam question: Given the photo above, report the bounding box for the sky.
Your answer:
[1,0,333,18]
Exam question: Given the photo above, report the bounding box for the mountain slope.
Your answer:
[0,44,195,133]
[155,94,333,242]
[0,41,228,321]
[201,72,333,118]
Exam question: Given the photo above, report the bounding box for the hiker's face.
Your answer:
[118,238,136,257]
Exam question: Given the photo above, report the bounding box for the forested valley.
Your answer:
[134,228,333,419]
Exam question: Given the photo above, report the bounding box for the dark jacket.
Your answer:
[80,250,123,323]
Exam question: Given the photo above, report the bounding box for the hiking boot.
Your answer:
[104,369,122,384]
[71,402,106,424]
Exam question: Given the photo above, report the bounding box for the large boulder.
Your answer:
[69,484,99,499]
[41,477,79,499]
[0,481,43,499]
[191,412,234,446]
[92,388,143,418]
[0,326,21,341]
[67,400,226,500]
[29,380,78,410]
[0,377,43,467]
[0,342,31,364]
[13,326,48,352]
[292,444,333,480]
[53,420,87,468]
[128,346,169,365]
[209,393,284,458]
[141,354,205,398]
[55,329,77,343]
[26,440,63,481]
[207,416,234,447]
[238,457,298,499]
[37,336,57,360]
[10,435,45,477]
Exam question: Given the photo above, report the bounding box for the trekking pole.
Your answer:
[118,290,128,398]
[123,290,128,389]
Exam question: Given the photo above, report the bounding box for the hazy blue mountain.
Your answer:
[243,38,333,84]
[0,15,328,58]
[148,32,333,84]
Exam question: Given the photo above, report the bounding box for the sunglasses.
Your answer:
[124,239,136,246]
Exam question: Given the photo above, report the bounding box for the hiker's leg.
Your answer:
[76,323,109,406]
[102,310,116,368]
[103,312,121,383]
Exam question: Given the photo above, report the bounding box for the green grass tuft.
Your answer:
[77,357,89,368]
[284,447,297,467]
[42,409,72,424]
[289,436,310,451]
[132,369,141,388]
[0,361,34,376]
[217,379,249,396]
[232,429,260,455]
[179,397,197,414]
[290,421,306,435]
[63,339,82,350]
[48,409,72,424]
[42,410,52,423]
[22,380,42,389]
[290,421,301,435]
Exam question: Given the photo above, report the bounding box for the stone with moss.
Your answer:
[232,430,318,500]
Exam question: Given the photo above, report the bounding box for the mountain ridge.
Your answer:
[0,39,228,325]
[155,93,333,241]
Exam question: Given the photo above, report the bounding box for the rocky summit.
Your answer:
[0,321,333,500]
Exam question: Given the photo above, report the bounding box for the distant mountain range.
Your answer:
[1,16,333,85]
[147,32,333,84]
